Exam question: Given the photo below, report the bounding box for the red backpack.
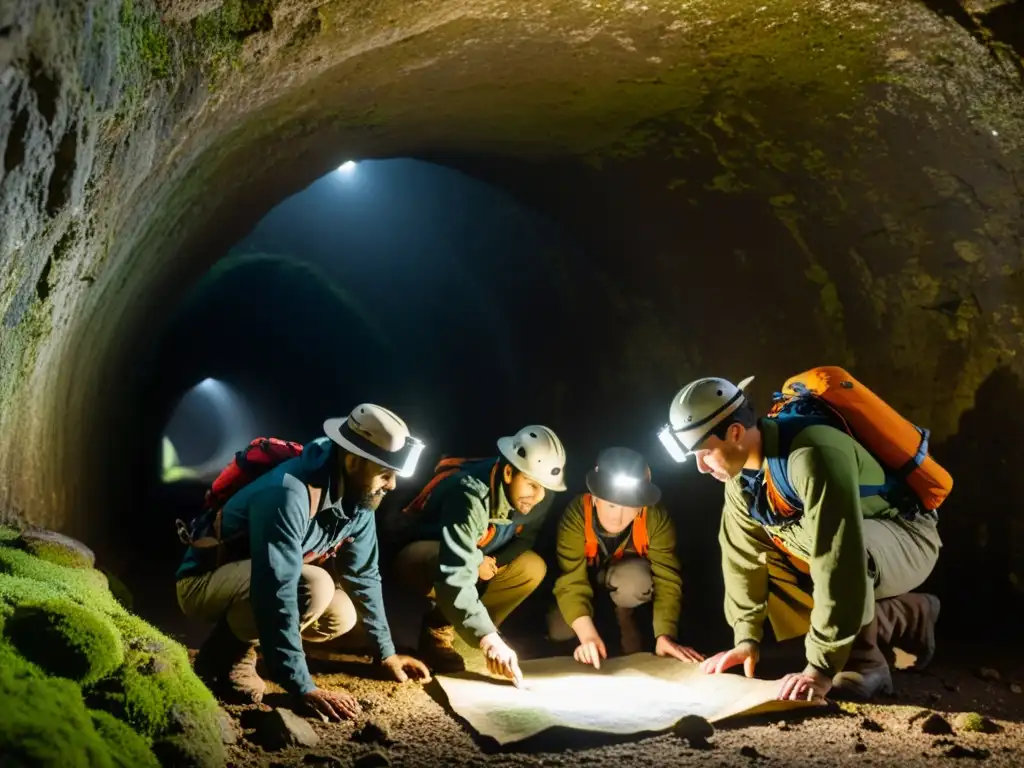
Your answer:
[175,437,304,558]
[203,437,304,511]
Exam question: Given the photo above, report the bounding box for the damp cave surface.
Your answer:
[3,0,1024,765]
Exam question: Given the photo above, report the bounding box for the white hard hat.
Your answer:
[324,404,425,477]
[497,425,568,491]
[657,376,755,463]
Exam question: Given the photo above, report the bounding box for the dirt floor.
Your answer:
[209,638,1024,768]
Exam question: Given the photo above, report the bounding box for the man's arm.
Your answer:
[718,478,776,646]
[433,484,494,645]
[247,483,317,695]
[789,443,873,676]
[334,509,397,662]
[551,496,594,628]
[646,506,682,640]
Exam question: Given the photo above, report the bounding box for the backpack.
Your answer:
[175,437,305,563]
[752,366,953,527]
[401,456,511,548]
[582,493,649,566]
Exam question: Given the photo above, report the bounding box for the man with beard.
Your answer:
[176,404,431,722]
[394,425,568,685]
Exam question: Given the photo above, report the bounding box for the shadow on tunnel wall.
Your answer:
[927,365,1024,645]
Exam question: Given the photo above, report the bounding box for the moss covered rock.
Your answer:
[90,710,161,768]
[0,535,225,767]
[0,663,112,767]
[18,529,97,569]
[6,599,125,685]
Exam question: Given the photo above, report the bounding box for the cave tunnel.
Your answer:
[3,0,1024,765]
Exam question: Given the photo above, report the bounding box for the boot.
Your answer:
[875,593,941,671]
[615,606,643,656]
[193,617,266,705]
[831,616,893,701]
[417,606,465,674]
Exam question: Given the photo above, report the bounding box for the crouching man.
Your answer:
[394,425,568,686]
[549,447,704,668]
[175,404,430,721]
[659,375,943,702]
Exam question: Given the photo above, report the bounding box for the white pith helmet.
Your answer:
[658,376,755,462]
[497,425,568,491]
[324,404,425,477]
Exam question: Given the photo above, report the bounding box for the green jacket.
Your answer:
[410,458,553,645]
[553,494,683,640]
[720,418,901,675]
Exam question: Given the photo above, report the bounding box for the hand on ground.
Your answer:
[699,640,759,677]
[478,556,498,581]
[573,634,608,669]
[301,687,361,721]
[655,635,705,664]
[777,665,832,702]
[382,653,432,683]
[480,633,524,688]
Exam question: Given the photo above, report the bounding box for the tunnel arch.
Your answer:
[1,0,1023,636]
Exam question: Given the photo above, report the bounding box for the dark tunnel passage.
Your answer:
[4,1,1024,765]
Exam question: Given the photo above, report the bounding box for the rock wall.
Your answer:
[1,1,1023,624]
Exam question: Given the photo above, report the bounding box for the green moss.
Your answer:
[0,526,20,544]
[0,539,225,767]
[0,663,112,767]
[91,710,160,768]
[86,613,222,763]
[6,600,125,685]
[119,0,172,80]
[191,0,275,74]
[99,568,135,611]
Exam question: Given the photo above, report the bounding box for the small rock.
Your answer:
[776,720,791,731]
[954,712,1001,734]
[944,744,991,760]
[1010,683,1021,694]
[855,742,867,753]
[354,750,391,768]
[18,529,95,568]
[303,755,343,767]
[672,714,715,748]
[861,717,884,732]
[216,708,238,745]
[358,698,375,712]
[977,667,1001,682]
[352,718,392,746]
[740,745,765,760]
[920,713,953,735]
[254,708,320,751]
[140,655,171,676]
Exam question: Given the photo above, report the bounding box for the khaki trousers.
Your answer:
[767,512,942,641]
[547,556,654,642]
[176,560,358,644]
[393,540,546,629]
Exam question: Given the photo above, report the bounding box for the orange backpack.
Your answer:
[582,493,650,566]
[402,457,508,548]
[755,366,953,527]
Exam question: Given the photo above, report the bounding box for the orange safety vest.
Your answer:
[582,493,650,567]
[402,457,516,548]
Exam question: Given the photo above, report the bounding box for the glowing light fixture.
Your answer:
[338,160,357,173]
[612,473,640,489]
[658,424,688,463]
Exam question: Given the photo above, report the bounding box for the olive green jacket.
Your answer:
[721,418,902,675]
[553,494,683,640]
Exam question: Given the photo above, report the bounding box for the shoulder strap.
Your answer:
[632,507,650,557]
[307,484,323,518]
[582,494,599,564]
